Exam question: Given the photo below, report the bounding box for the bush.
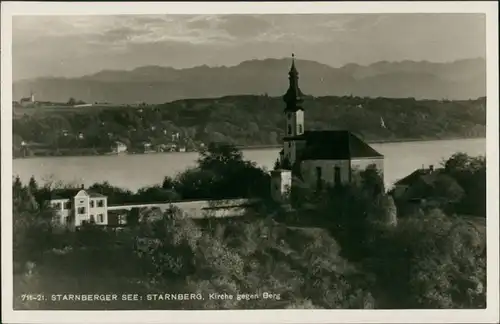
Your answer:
[363,214,485,308]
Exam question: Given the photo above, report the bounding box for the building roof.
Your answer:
[89,192,106,198]
[394,168,442,186]
[394,169,427,186]
[50,189,80,200]
[290,130,383,160]
[283,54,305,112]
[50,188,106,200]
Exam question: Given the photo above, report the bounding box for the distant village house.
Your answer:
[113,141,128,154]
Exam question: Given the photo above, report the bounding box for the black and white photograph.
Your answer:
[1,1,499,323]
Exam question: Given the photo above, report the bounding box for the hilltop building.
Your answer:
[49,186,108,228]
[271,55,384,202]
[19,91,36,107]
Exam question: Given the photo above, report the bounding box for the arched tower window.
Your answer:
[288,125,292,135]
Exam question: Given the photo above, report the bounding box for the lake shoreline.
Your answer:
[13,135,486,160]
[13,138,486,192]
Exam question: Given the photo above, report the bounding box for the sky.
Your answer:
[12,13,486,81]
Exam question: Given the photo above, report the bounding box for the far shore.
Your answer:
[13,135,486,160]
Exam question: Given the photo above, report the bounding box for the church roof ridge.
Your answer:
[297,130,384,160]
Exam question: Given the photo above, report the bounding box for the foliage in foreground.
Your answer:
[288,162,486,309]
[12,150,487,310]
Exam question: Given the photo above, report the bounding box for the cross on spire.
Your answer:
[289,53,298,76]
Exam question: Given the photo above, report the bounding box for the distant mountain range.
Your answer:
[13,58,486,104]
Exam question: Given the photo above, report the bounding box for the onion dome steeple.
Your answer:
[283,53,304,112]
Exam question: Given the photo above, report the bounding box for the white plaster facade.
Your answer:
[300,157,384,190]
[286,110,304,137]
[300,159,351,189]
[50,189,108,227]
[283,110,305,165]
[114,141,127,153]
[351,157,384,174]
[49,199,72,225]
[270,170,292,202]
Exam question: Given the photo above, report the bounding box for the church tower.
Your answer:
[282,54,305,166]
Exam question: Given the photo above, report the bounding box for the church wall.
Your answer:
[270,170,292,202]
[294,110,304,135]
[286,110,304,137]
[300,159,351,188]
[283,139,306,165]
[283,140,293,164]
[350,158,385,181]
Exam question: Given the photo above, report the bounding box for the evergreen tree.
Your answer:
[28,176,38,193]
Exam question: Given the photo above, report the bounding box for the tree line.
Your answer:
[13,95,486,157]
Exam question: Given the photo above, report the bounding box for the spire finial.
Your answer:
[290,53,297,73]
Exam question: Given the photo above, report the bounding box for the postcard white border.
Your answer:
[2,1,499,324]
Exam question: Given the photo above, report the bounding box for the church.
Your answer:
[271,55,384,202]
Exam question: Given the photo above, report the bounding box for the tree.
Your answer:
[67,98,76,106]
[136,185,180,203]
[13,96,486,159]
[269,131,278,144]
[127,208,140,226]
[28,176,38,193]
[181,142,270,199]
[248,122,260,135]
[444,152,472,173]
[443,154,486,217]
[273,158,280,170]
[281,157,291,170]
[197,142,243,171]
[162,176,176,190]
[358,165,385,197]
[360,210,486,309]
[13,176,23,196]
[431,174,465,206]
[174,167,217,199]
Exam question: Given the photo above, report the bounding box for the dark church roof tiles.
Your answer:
[288,130,383,160]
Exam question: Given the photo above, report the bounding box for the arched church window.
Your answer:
[298,124,303,133]
[288,142,291,148]
[288,125,292,135]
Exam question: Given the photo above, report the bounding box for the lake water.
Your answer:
[13,138,486,192]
